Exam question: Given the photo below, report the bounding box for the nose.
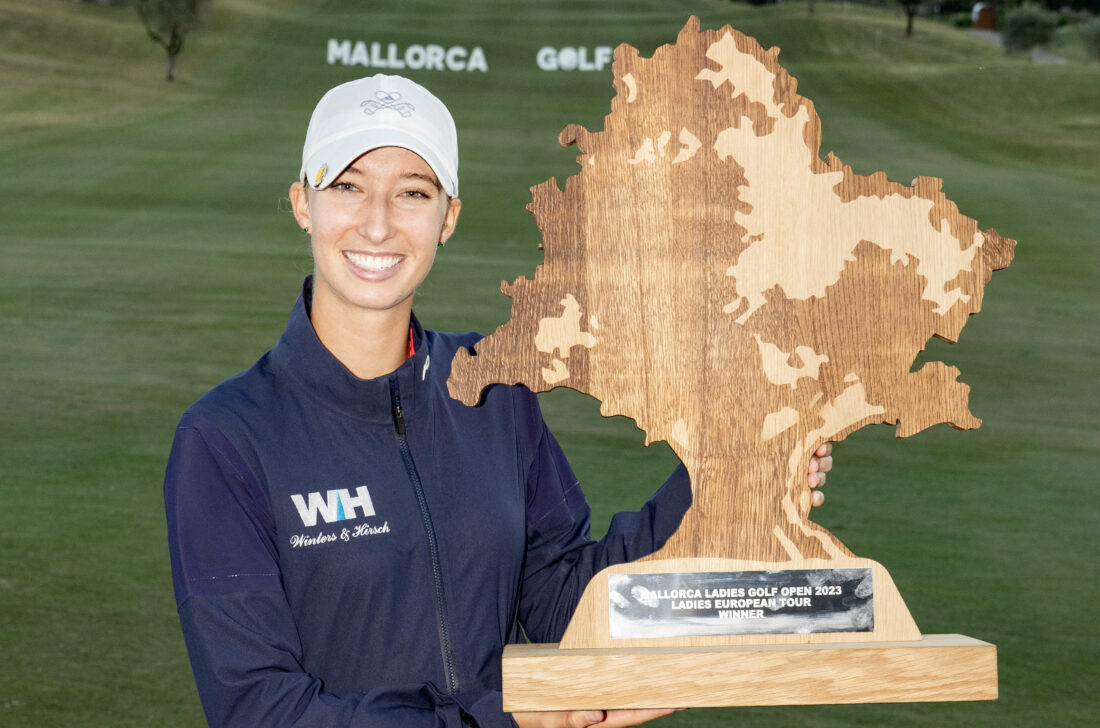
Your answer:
[358,194,394,244]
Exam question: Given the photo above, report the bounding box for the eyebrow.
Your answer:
[341,165,441,189]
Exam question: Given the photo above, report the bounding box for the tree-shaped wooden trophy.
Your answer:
[449,18,1014,710]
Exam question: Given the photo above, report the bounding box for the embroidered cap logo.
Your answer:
[360,90,416,118]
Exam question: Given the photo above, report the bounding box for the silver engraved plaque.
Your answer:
[608,568,873,639]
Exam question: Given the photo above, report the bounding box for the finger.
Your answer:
[815,442,832,458]
[576,711,605,727]
[811,489,825,508]
[512,710,604,728]
[816,455,833,474]
[594,709,678,727]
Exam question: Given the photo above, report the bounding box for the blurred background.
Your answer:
[1,0,1097,725]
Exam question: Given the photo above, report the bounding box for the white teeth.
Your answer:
[345,251,401,271]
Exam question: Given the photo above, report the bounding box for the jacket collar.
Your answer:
[269,277,430,424]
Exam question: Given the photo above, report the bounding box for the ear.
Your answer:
[439,197,462,245]
[289,182,312,231]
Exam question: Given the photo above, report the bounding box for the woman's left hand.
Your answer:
[590,709,679,727]
[512,708,678,727]
[808,442,833,508]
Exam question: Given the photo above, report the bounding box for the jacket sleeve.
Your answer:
[513,391,692,643]
[165,417,515,728]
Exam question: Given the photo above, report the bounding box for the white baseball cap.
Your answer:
[299,74,459,197]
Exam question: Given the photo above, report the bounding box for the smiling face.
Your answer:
[290,146,461,327]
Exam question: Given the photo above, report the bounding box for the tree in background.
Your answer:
[899,0,921,37]
[1079,17,1100,60]
[1001,4,1058,53]
[135,0,211,81]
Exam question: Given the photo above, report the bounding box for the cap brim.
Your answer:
[301,127,457,197]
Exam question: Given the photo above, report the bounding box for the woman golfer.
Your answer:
[164,74,831,728]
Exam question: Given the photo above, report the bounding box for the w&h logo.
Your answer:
[291,487,376,527]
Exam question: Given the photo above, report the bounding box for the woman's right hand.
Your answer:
[513,709,677,728]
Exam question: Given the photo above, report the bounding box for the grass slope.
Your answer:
[0,1,1096,726]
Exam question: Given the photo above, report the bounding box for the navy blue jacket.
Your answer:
[164,279,691,727]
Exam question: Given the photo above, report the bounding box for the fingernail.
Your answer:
[585,711,604,723]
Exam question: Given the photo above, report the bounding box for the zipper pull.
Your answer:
[392,403,406,435]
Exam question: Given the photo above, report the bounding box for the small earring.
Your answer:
[303,227,310,234]
[438,241,445,248]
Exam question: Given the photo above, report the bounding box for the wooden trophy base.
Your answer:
[503,558,996,711]
[501,634,997,710]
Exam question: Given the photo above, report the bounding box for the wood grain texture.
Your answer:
[502,635,997,711]
[446,14,1013,679]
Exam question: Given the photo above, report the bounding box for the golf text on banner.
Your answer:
[326,40,616,72]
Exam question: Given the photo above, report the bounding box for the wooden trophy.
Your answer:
[448,17,1014,710]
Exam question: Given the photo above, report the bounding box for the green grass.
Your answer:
[1,0,1097,726]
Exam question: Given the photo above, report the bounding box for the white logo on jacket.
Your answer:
[290,487,376,527]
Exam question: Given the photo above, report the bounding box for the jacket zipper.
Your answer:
[390,378,459,694]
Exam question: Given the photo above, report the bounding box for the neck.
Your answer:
[309,288,412,381]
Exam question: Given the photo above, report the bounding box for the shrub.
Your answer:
[951,12,973,28]
[1079,17,1100,60]
[1001,4,1059,52]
